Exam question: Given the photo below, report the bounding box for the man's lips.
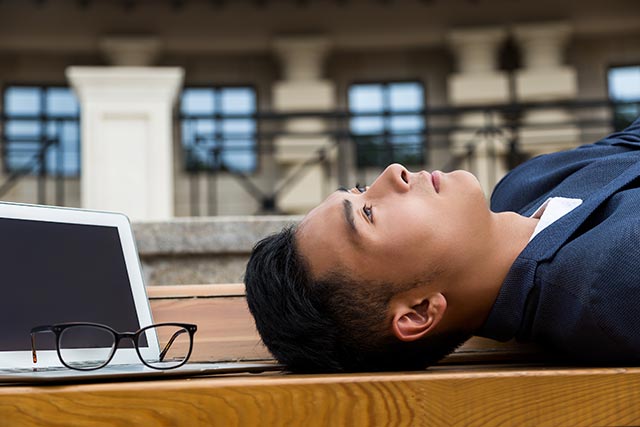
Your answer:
[431,170,441,193]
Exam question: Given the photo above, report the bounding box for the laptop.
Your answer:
[0,201,280,384]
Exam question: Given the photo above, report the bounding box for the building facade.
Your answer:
[0,0,639,219]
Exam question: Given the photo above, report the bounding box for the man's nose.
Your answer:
[369,163,410,194]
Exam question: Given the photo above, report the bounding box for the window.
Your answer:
[180,86,257,173]
[608,65,640,131]
[348,82,425,168]
[2,86,80,176]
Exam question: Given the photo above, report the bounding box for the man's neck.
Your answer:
[438,211,538,334]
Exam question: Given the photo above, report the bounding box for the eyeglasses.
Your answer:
[30,322,197,371]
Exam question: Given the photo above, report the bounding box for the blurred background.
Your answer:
[0,0,639,220]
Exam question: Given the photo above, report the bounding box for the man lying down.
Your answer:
[244,116,640,373]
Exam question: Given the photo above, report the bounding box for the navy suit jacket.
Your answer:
[478,117,640,363]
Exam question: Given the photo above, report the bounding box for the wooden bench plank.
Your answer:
[1,284,634,426]
[148,285,269,361]
[146,284,549,364]
[2,367,640,426]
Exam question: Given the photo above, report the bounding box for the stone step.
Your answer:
[133,216,300,285]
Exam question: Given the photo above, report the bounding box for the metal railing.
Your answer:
[1,99,638,214]
[0,115,79,206]
[179,99,640,215]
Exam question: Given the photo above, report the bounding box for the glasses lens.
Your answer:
[139,325,192,369]
[58,325,116,370]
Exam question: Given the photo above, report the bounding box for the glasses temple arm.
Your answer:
[158,329,188,362]
[29,326,58,365]
[30,333,39,364]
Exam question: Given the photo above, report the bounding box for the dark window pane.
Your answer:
[5,87,41,115]
[349,82,426,167]
[194,119,216,136]
[222,145,257,173]
[6,120,42,139]
[46,88,79,117]
[6,151,39,173]
[354,135,389,169]
[390,115,424,133]
[608,66,640,131]
[221,88,256,114]
[3,85,81,177]
[351,116,385,135]
[609,66,640,101]
[389,82,423,112]
[181,88,216,115]
[222,118,254,136]
[180,86,257,173]
[349,84,384,113]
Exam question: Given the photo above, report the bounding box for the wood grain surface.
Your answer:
[147,284,549,364]
[2,367,640,426]
[2,285,638,427]
[150,296,270,361]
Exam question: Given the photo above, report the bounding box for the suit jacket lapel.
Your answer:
[520,161,640,263]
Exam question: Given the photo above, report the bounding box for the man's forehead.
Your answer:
[301,191,342,225]
[297,191,355,278]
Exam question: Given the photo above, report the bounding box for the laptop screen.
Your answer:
[0,217,141,352]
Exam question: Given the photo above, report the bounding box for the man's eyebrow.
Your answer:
[342,199,358,235]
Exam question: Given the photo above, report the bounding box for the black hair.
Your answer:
[244,225,471,373]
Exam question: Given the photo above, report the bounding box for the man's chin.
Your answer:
[450,170,483,189]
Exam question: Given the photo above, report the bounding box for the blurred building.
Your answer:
[0,0,639,220]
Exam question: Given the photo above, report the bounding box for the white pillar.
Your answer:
[67,66,184,221]
[272,36,337,214]
[513,22,579,153]
[447,27,510,195]
[447,27,510,106]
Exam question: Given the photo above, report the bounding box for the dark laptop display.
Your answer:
[0,217,141,352]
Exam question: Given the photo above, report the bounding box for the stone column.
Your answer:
[272,36,337,214]
[513,22,579,154]
[447,27,510,195]
[66,37,183,220]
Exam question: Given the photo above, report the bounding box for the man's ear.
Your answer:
[391,293,447,342]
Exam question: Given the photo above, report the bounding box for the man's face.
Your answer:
[297,164,492,287]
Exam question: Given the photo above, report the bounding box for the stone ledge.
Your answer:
[132,216,301,285]
[133,215,301,255]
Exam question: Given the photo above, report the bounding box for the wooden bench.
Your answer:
[2,284,640,426]
[148,284,271,362]
[146,284,549,365]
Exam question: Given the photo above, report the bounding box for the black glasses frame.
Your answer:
[30,322,198,371]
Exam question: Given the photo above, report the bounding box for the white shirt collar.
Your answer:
[529,197,583,242]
